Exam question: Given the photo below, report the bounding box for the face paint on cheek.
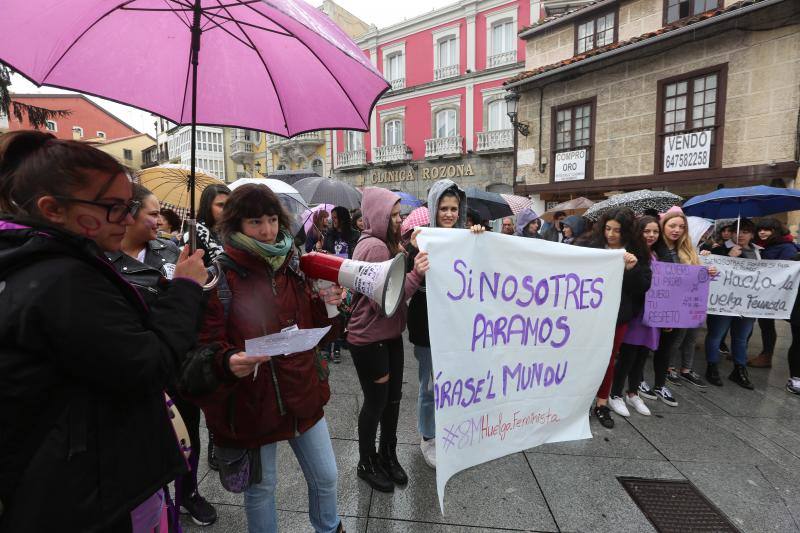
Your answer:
[76,215,102,237]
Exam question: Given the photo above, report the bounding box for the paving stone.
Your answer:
[526,453,684,533]
[365,518,543,532]
[369,445,556,531]
[180,503,367,532]
[672,460,800,533]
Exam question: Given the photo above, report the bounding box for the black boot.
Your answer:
[357,454,394,492]
[729,364,754,390]
[705,363,723,387]
[379,442,408,486]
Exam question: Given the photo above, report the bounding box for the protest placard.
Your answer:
[643,262,710,328]
[416,229,624,512]
[701,255,800,319]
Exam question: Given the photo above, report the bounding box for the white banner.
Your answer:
[702,255,800,319]
[554,149,587,181]
[416,229,624,512]
[663,130,712,172]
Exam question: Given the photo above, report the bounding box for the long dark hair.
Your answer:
[586,208,649,264]
[384,201,402,255]
[758,218,788,248]
[636,215,660,251]
[216,184,291,242]
[159,208,181,232]
[332,206,354,241]
[197,183,230,226]
[0,130,125,216]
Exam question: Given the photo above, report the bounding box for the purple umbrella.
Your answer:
[0,0,389,227]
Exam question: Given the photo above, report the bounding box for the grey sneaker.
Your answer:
[666,369,683,385]
[787,378,800,396]
[680,370,707,388]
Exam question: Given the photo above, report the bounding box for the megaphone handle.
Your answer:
[315,279,340,319]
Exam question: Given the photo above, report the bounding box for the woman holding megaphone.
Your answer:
[188,184,346,533]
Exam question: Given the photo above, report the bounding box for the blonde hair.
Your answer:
[660,211,700,265]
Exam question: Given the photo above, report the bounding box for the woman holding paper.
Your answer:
[347,187,429,493]
[578,208,651,429]
[649,210,711,407]
[190,184,345,533]
[704,218,760,390]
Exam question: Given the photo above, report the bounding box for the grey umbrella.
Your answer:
[293,177,363,209]
[584,190,683,221]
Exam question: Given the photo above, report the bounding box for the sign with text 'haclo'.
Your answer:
[701,255,800,319]
[417,229,624,512]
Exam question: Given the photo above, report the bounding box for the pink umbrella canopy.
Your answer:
[302,203,335,233]
[0,0,389,136]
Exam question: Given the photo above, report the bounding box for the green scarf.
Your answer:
[229,230,293,270]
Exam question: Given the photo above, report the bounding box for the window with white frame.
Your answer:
[386,52,404,82]
[435,109,457,138]
[45,120,57,132]
[384,119,403,145]
[491,20,515,56]
[487,99,512,131]
[72,126,84,138]
[438,37,458,69]
[96,131,106,139]
[311,159,324,175]
[345,131,364,151]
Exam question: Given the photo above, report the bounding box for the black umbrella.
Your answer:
[584,190,683,221]
[464,187,513,220]
[293,177,363,209]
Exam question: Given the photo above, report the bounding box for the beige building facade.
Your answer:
[94,133,156,171]
[506,0,799,208]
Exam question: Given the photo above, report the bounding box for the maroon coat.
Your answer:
[195,245,336,448]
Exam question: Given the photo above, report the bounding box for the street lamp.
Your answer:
[505,91,530,185]
[254,160,262,176]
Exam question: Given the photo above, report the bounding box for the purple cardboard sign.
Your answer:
[643,261,710,328]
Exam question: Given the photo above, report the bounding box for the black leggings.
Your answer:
[759,318,777,355]
[788,322,800,377]
[350,336,404,462]
[612,343,650,397]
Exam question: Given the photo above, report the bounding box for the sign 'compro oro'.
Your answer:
[663,130,712,172]
[370,163,475,184]
[554,149,586,182]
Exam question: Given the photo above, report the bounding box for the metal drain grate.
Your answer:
[618,477,740,533]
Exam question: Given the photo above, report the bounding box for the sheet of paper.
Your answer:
[245,326,331,357]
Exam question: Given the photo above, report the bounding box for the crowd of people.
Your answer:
[1,131,799,533]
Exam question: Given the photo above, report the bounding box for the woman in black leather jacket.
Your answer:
[106,184,217,527]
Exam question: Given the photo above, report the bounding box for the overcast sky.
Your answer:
[8,0,456,136]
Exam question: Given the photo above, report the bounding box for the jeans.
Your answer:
[597,323,629,400]
[413,345,435,440]
[349,337,404,461]
[705,314,756,366]
[758,318,777,355]
[244,418,339,533]
[611,343,650,397]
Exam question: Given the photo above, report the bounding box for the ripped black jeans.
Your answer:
[349,336,404,463]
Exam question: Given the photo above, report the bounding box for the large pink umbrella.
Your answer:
[0,0,389,226]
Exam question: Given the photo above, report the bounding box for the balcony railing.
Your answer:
[425,136,463,158]
[267,132,326,146]
[230,139,254,163]
[373,144,412,165]
[389,78,405,91]
[434,64,459,81]
[487,50,517,68]
[337,149,367,168]
[476,129,514,152]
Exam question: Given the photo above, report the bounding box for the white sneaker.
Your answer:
[420,438,436,468]
[625,394,651,416]
[607,396,630,417]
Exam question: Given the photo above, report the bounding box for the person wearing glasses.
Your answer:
[0,131,208,532]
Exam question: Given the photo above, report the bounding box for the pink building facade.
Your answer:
[333,0,544,198]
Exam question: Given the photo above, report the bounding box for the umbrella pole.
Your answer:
[187,0,201,252]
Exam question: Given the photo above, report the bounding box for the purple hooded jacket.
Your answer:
[347,187,423,346]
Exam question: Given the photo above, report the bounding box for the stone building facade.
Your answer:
[505,0,799,207]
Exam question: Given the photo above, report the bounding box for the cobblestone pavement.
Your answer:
[185,323,800,532]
